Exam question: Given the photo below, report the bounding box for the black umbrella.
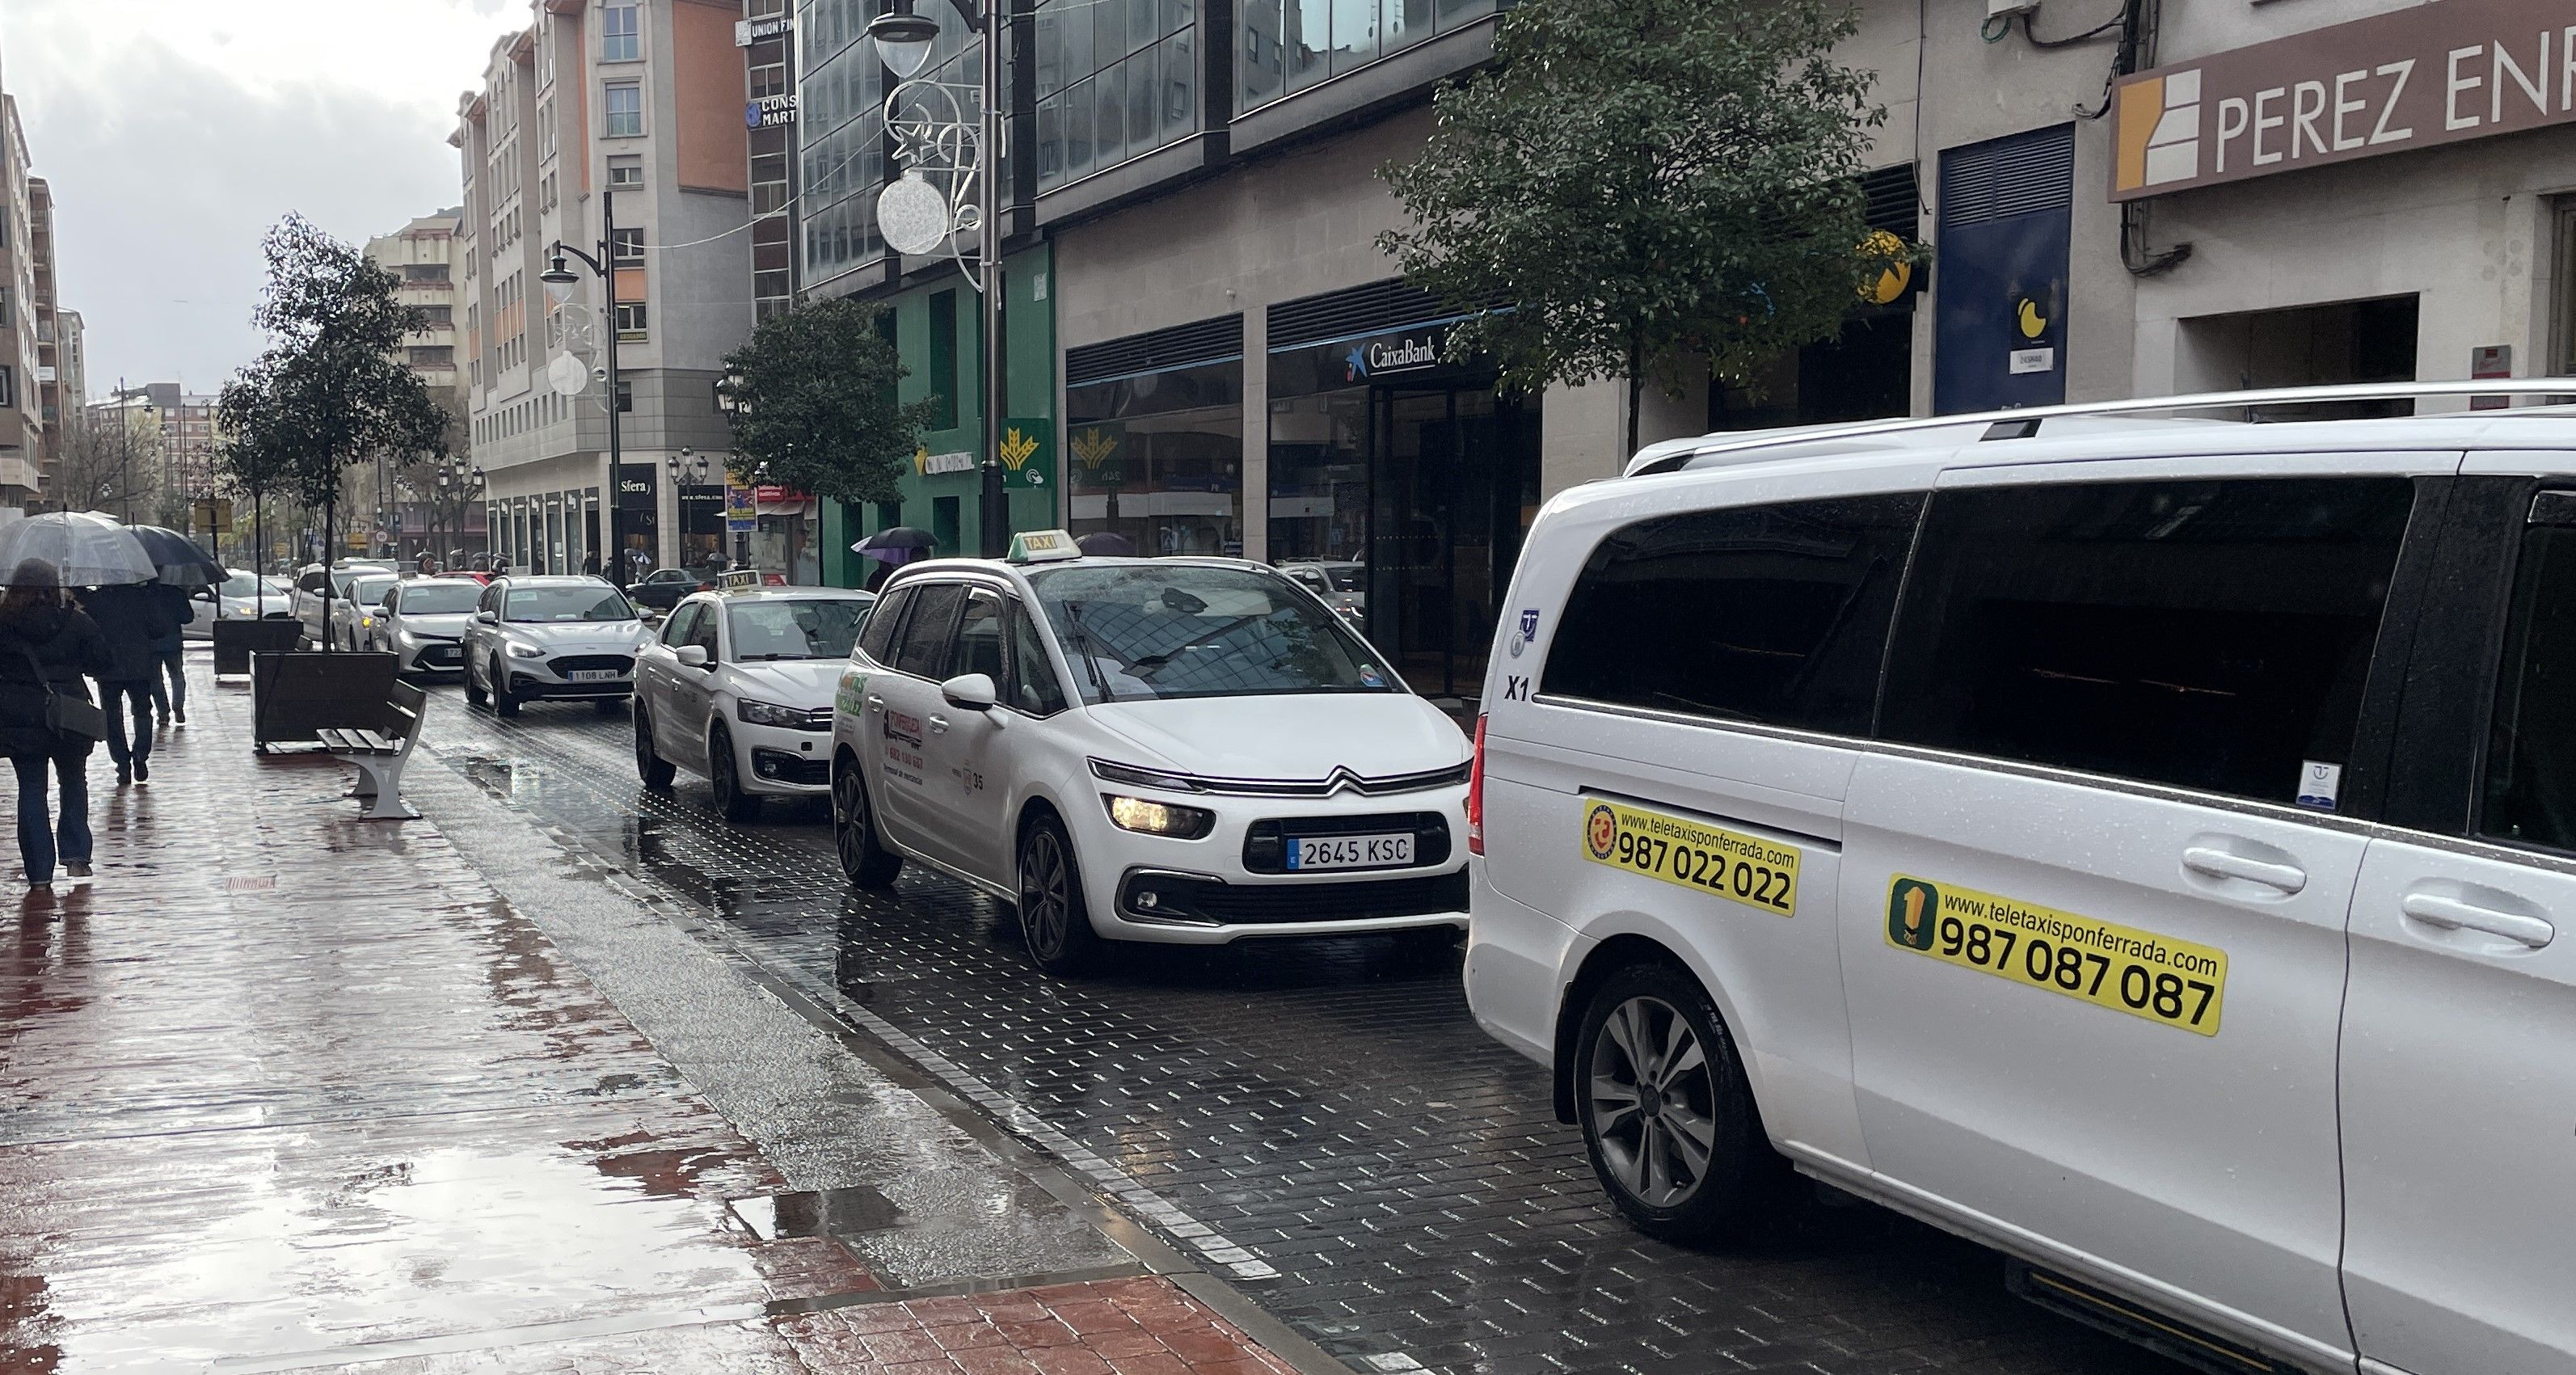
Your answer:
[129,525,228,588]
[1074,531,1136,557]
[852,526,938,563]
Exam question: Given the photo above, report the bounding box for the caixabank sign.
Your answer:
[2110,0,2576,200]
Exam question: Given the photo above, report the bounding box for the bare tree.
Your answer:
[53,406,162,517]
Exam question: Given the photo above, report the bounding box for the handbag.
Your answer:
[14,643,108,742]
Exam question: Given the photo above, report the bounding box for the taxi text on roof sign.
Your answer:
[1008,529,1082,563]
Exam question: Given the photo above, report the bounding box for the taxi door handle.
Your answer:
[927,715,950,735]
[2182,846,2308,894]
[2401,892,2556,949]
[866,694,884,712]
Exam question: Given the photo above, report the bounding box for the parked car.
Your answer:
[633,587,876,819]
[324,572,401,651]
[461,575,645,718]
[367,576,485,673]
[1465,395,2576,1375]
[183,570,295,639]
[626,567,713,611]
[828,536,1469,974]
[289,560,397,646]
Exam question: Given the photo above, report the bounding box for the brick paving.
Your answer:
[0,656,1303,1375]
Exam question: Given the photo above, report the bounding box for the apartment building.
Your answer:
[453,0,754,578]
[139,383,220,506]
[368,208,467,397]
[0,91,39,510]
[53,308,83,458]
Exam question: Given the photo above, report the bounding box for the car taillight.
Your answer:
[1466,713,1487,856]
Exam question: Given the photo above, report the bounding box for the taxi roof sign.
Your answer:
[1007,529,1082,563]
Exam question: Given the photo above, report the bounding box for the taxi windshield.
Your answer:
[1027,564,1396,704]
[727,597,871,660]
[351,576,397,605]
[506,586,635,623]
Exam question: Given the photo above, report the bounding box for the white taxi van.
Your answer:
[1465,382,2576,1375]
[829,532,1470,974]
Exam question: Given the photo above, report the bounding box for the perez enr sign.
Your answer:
[2110,0,2576,200]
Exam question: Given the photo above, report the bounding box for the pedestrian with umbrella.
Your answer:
[852,526,935,592]
[3,515,177,789]
[0,559,112,888]
[129,527,220,727]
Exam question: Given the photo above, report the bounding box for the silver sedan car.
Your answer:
[461,576,647,718]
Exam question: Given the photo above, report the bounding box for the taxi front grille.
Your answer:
[1242,812,1452,874]
[1117,871,1468,926]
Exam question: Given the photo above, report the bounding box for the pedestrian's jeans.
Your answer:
[13,753,91,884]
[150,647,187,720]
[101,681,154,770]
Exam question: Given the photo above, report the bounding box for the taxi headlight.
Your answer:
[1102,794,1216,839]
[736,698,804,729]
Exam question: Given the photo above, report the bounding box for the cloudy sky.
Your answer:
[6,0,518,399]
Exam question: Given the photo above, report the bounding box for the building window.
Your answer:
[616,379,635,412]
[410,346,455,367]
[1235,0,1496,115]
[0,289,10,328]
[539,172,557,213]
[605,84,643,138]
[403,264,449,283]
[609,155,643,188]
[611,228,645,264]
[2555,199,2576,376]
[929,290,959,431]
[422,305,453,325]
[602,3,641,62]
[615,302,648,339]
[1067,359,1245,558]
[1034,0,1197,191]
[0,366,13,407]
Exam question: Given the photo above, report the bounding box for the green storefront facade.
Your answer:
[819,243,1058,587]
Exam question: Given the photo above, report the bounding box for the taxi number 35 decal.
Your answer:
[1885,876,2229,1036]
[1581,798,1799,918]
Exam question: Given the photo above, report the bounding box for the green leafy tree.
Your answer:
[718,297,935,508]
[1378,0,1903,456]
[217,215,448,639]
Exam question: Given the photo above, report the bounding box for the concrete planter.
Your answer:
[249,649,400,753]
[213,618,305,677]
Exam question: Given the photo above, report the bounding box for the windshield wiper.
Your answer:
[1059,602,1119,703]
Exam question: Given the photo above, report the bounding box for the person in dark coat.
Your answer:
[147,581,192,726]
[0,560,112,887]
[80,581,173,787]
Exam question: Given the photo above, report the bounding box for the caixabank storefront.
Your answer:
[1064,278,1539,702]
[2100,0,2576,402]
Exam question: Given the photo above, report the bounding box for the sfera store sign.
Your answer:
[2110,0,2576,200]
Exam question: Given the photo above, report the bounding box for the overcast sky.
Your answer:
[6,0,518,400]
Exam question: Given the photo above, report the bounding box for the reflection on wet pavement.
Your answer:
[428,692,2180,1375]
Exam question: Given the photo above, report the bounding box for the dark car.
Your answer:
[625,567,711,611]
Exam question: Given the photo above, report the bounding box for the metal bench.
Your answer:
[315,681,428,820]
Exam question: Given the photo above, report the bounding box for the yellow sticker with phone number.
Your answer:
[1579,798,1801,917]
[1885,876,2228,1035]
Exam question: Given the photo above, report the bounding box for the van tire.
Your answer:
[1572,960,1792,1244]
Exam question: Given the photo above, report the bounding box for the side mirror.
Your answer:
[191,590,216,602]
[474,609,499,625]
[676,645,711,669]
[940,672,998,711]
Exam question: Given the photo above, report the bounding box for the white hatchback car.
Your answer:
[632,586,875,819]
[1468,394,2576,1375]
[829,538,1470,973]
[368,576,484,673]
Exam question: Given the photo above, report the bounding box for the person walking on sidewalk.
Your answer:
[81,581,172,787]
[147,581,191,726]
[0,561,112,888]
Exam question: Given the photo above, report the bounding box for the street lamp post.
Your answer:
[540,188,629,586]
[666,448,709,573]
[870,0,1011,558]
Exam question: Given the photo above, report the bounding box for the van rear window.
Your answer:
[1542,492,1924,734]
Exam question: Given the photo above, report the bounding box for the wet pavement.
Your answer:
[0,653,1316,1375]
[419,689,2182,1375]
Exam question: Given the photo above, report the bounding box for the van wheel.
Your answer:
[1016,815,1100,976]
[1574,961,1791,1243]
[832,765,902,888]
